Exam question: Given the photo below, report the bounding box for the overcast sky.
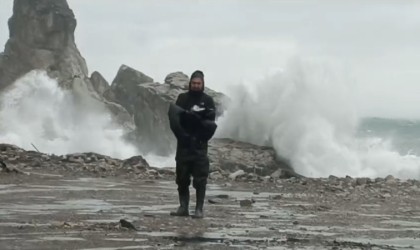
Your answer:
[1,0,420,119]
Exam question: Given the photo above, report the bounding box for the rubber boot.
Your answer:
[170,190,189,216]
[192,187,205,219]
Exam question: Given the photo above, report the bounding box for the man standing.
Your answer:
[168,70,217,219]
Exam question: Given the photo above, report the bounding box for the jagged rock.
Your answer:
[208,198,222,204]
[270,169,284,179]
[375,177,384,183]
[90,71,110,96]
[0,1,296,179]
[164,72,189,88]
[209,171,223,180]
[270,195,282,200]
[0,141,296,181]
[107,65,154,115]
[356,178,371,186]
[122,155,149,170]
[244,173,260,182]
[156,167,175,176]
[239,199,254,207]
[0,143,154,177]
[0,0,134,131]
[385,175,396,184]
[328,175,339,181]
[229,170,245,181]
[0,0,83,90]
[163,71,227,117]
[115,65,154,86]
[209,138,296,178]
[0,159,24,174]
[107,66,227,155]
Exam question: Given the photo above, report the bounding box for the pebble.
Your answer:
[240,199,253,207]
[385,175,396,184]
[229,170,245,181]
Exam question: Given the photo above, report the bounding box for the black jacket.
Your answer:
[169,91,216,161]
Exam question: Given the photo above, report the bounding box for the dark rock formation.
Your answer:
[90,71,109,96]
[106,65,227,155]
[0,0,296,177]
[1,0,84,89]
[0,0,134,130]
[0,142,295,179]
[209,138,297,178]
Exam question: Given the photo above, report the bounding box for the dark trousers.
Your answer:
[176,158,209,192]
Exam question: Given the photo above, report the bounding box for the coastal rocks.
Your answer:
[0,143,168,179]
[0,0,134,131]
[208,138,297,179]
[0,0,83,90]
[0,141,295,181]
[0,0,296,179]
[105,66,227,155]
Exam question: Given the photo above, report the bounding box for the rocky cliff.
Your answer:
[0,0,134,129]
[1,0,84,89]
[102,65,228,155]
[0,0,296,178]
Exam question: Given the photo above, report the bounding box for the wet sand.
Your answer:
[1,173,420,249]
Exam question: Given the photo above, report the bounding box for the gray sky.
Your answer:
[1,0,420,119]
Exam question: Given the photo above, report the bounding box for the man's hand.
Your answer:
[184,110,202,123]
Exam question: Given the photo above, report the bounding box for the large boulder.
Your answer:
[1,0,85,89]
[108,65,227,155]
[107,67,295,176]
[209,138,297,178]
[0,0,296,177]
[0,0,134,130]
[90,71,110,96]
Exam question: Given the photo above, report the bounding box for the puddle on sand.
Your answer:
[79,246,152,250]
[0,184,129,195]
[0,237,17,240]
[126,204,177,212]
[136,230,281,245]
[0,222,49,227]
[60,199,114,212]
[266,247,314,250]
[27,184,130,192]
[136,231,178,238]
[25,235,87,243]
[360,204,382,208]
[295,225,415,235]
[27,172,63,178]
[207,189,282,200]
[105,238,148,242]
[0,210,13,216]
[0,187,51,195]
[41,236,86,241]
[338,237,420,249]
[36,196,56,199]
[278,228,337,237]
[2,177,419,249]
[2,199,115,215]
[382,220,420,227]
[64,178,129,188]
[84,219,121,223]
[354,226,420,232]
[219,227,271,237]
[239,209,289,217]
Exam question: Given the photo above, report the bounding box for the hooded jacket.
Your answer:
[168,71,217,161]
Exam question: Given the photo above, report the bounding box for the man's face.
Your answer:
[190,77,204,91]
